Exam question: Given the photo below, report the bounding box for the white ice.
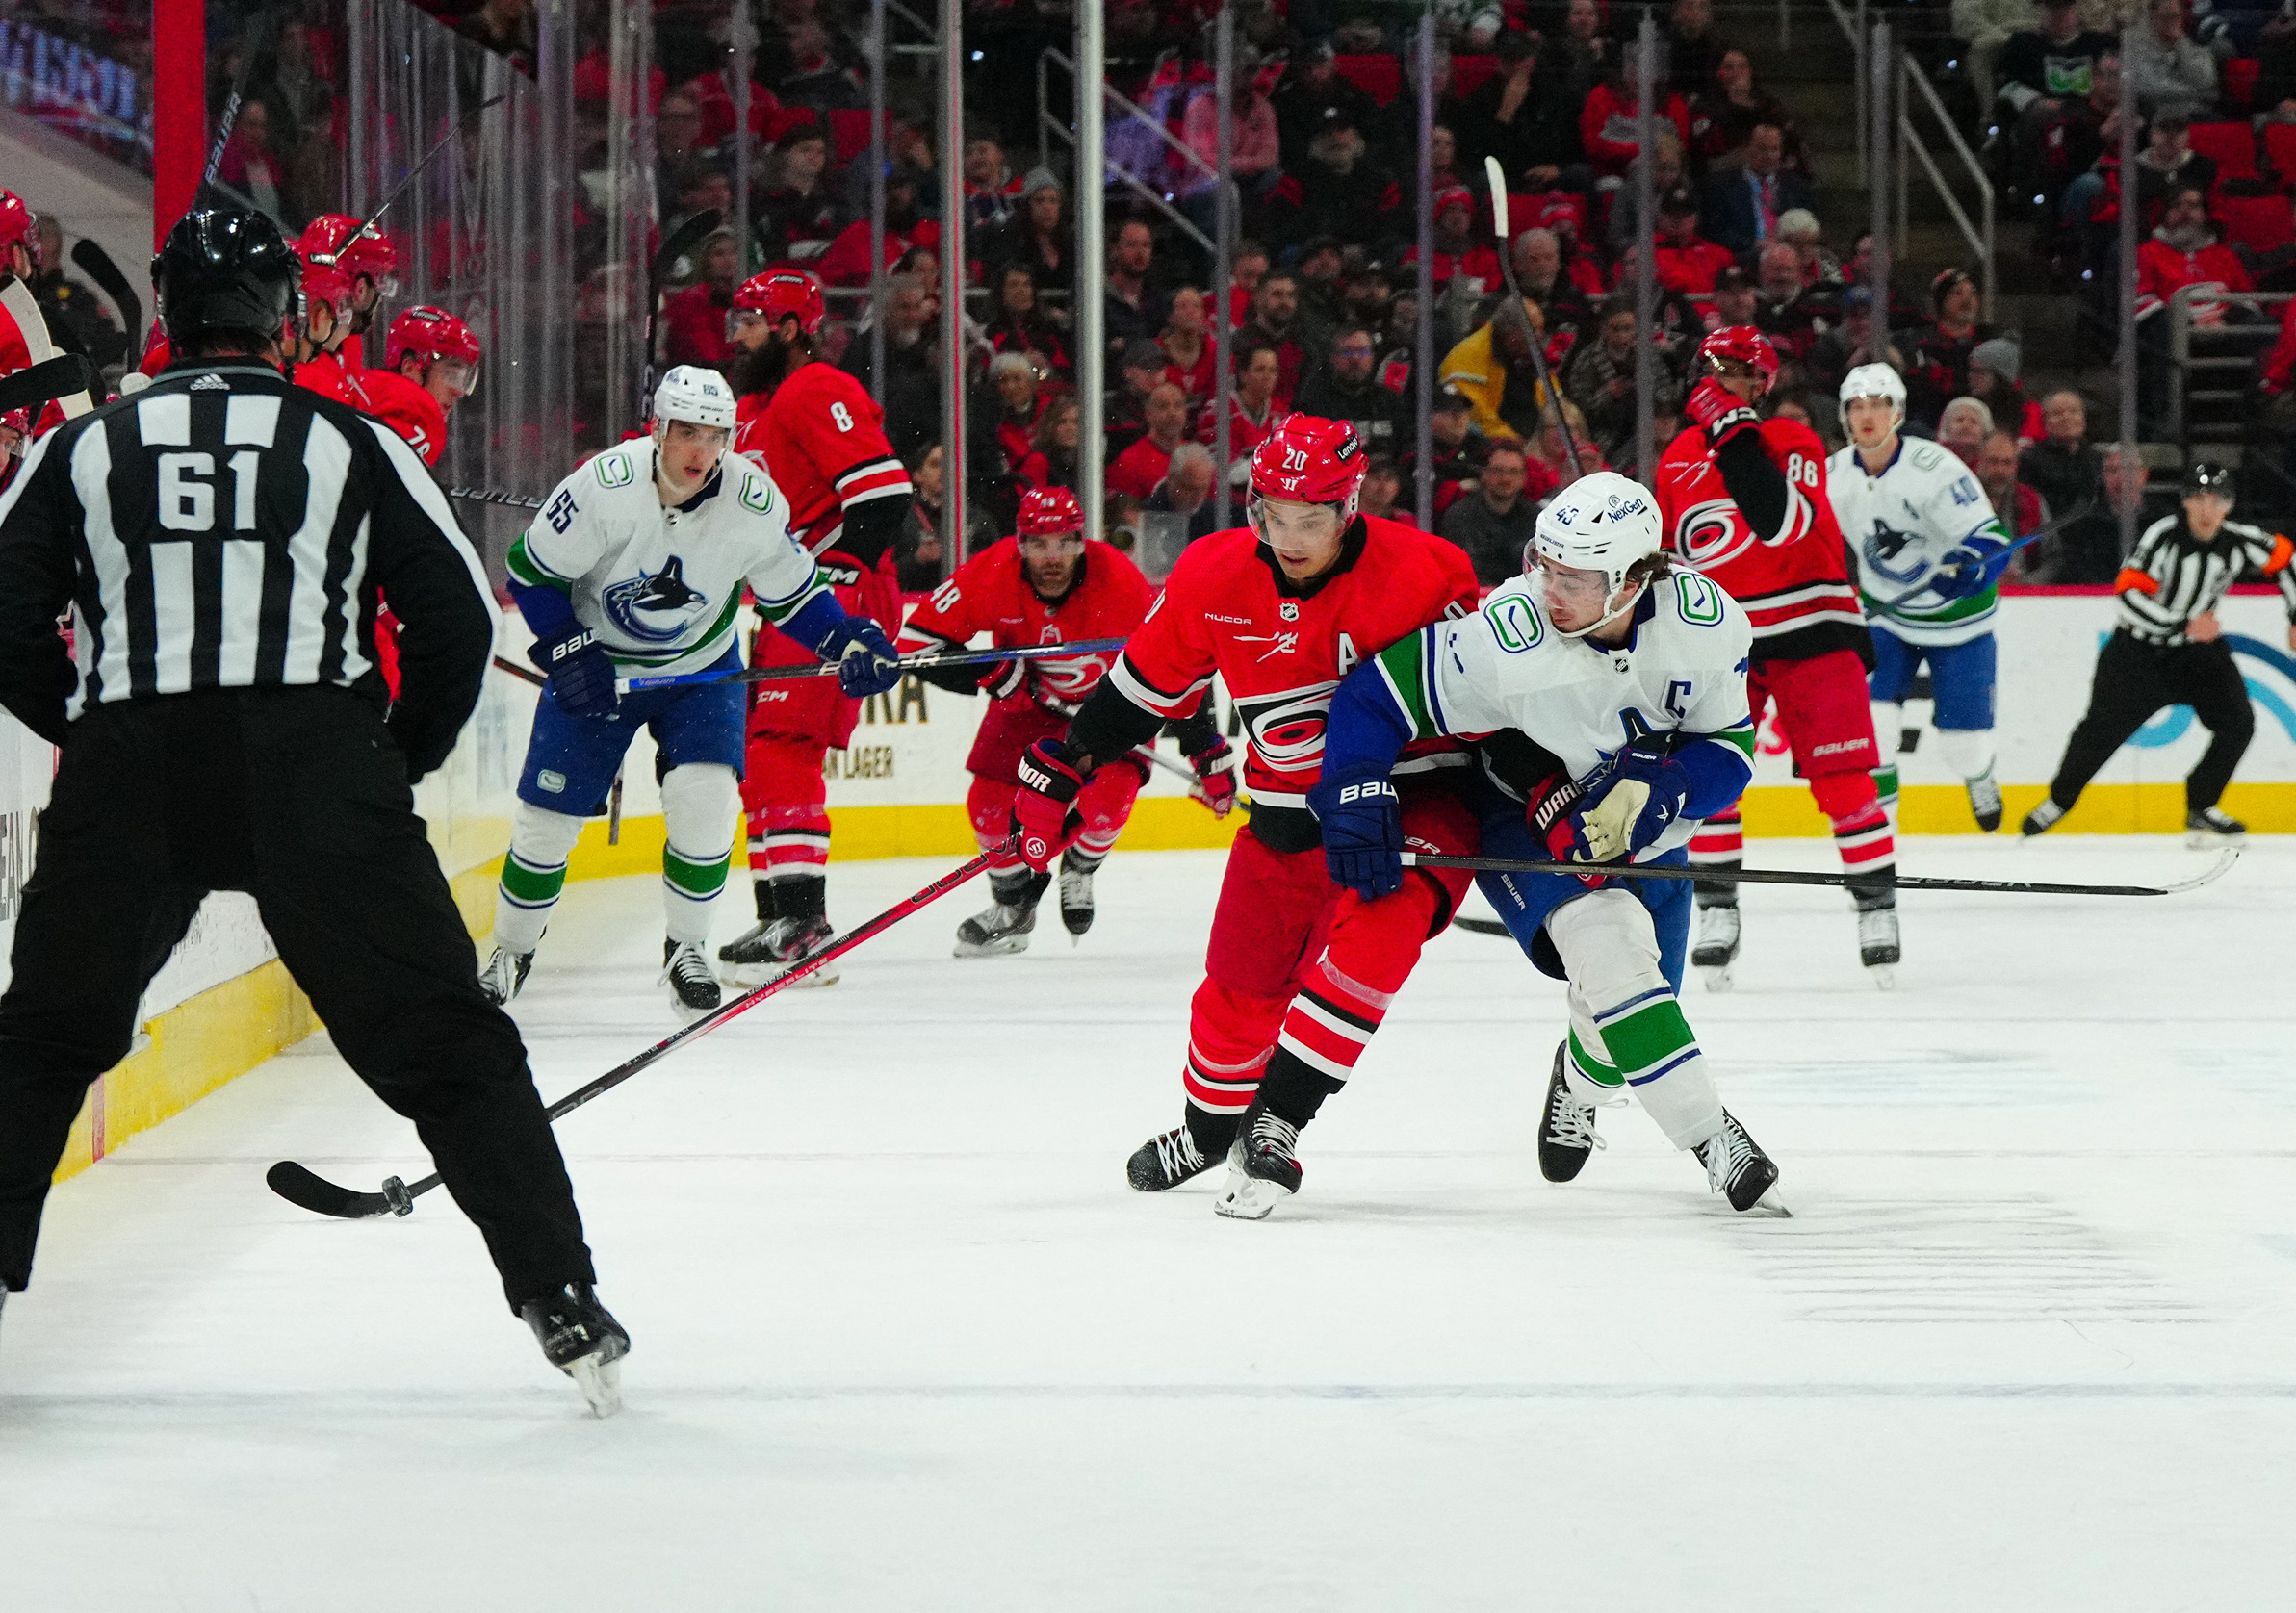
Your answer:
[3,836,2292,1610]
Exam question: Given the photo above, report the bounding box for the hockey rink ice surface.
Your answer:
[3,835,2291,1610]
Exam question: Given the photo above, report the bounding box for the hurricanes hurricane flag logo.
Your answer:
[602,556,709,643]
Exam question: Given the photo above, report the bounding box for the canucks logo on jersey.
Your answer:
[602,555,709,644]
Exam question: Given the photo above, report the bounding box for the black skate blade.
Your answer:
[266,1160,400,1219]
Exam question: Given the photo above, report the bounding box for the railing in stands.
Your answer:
[1035,47,1215,257]
[1818,0,1867,185]
[1897,43,1994,319]
[2165,285,2293,452]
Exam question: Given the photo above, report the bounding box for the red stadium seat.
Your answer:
[2265,121,2296,187]
[1452,54,1497,98]
[2189,120,2258,180]
[2224,56,2260,115]
[827,108,880,165]
[1333,53,1403,108]
[2216,191,2294,254]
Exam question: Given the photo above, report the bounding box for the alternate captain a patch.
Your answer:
[603,556,709,643]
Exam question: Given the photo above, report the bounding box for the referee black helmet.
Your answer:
[153,208,300,349]
[2182,460,2236,499]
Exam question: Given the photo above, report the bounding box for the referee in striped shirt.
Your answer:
[0,210,626,1399]
[2023,462,2296,843]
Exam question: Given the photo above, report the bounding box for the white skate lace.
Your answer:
[1546,1085,1604,1153]
[1968,774,2002,812]
[1249,1113,1301,1164]
[1153,1129,1204,1179]
[1702,1119,1754,1194]
[1059,868,1094,905]
[667,944,714,988]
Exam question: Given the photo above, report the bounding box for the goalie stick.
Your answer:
[1403,847,2239,899]
[1485,156,1584,470]
[68,239,142,353]
[266,840,1011,1219]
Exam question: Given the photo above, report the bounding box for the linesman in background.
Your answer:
[2023,463,2296,848]
[0,209,629,1415]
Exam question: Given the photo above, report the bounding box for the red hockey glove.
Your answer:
[978,656,1029,703]
[1685,378,1761,451]
[1523,771,1606,889]
[1188,734,1239,817]
[1010,737,1086,869]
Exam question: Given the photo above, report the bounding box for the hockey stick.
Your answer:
[639,208,726,420]
[1484,155,1583,469]
[265,840,1010,1218]
[449,485,545,510]
[68,239,142,350]
[1454,915,1511,937]
[1868,498,2098,618]
[0,353,97,416]
[0,280,93,417]
[326,94,510,273]
[1402,847,2240,898]
[617,637,1129,694]
[201,6,279,191]
[493,653,546,686]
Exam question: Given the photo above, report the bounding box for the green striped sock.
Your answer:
[663,844,731,903]
[500,848,568,909]
[1567,1027,1625,1088]
[1593,997,1699,1086]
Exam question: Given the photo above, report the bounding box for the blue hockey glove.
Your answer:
[1570,738,1692,862]
[1927,542,2009,601]
[1309,768,1403,900]
[816,616,903,698]
[531,620,617,717]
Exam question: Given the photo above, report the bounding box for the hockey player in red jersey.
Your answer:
[361,306,481,468]
[901,486,1233,955]
[287,248,365,407]
[1010,418,1483,1190]
[717,268,915,987]
[1655,326,1896,985]
[297,214,397,371]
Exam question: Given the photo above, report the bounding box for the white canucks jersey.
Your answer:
[1373,568,1756,859]
[506,440,828,677]
[1828,437,2011,648]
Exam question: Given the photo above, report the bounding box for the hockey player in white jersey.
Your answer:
[1235,472,1783,1217]
[1829,364,2017,836]
[484,366,902,1015]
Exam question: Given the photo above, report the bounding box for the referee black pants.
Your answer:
[0,686,594,1308]
[2048,630,2256,813]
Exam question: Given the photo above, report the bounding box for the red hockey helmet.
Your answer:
[1696,325,1780,393]
[733,269,826,336]
[298,214,398,294]
[1249,415,1367,524]
[296,243,354,323]
[1017,485,1084,538]
[0,192,37,268]
[386,305,482,371]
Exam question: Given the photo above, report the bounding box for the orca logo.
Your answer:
[602,555,709,643]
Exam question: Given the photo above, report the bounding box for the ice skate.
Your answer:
[1691,903,1740,991]
[1965,768,2003,832]
[2020,798,2064,837]
[1213,1106,1303,1220]
[478,945,532,1006]
[718,912,839,987]
[660,938,721,1017]
[1126,1124,1220,1191]
[1694,1111,1786,1215]
[1855,899,1899,988]
[953,870,1047,958]
[2187,806,2247,848]
[519,1281,631,1418]
[1536,1042,1605,1183]
[1058,850,1098,938]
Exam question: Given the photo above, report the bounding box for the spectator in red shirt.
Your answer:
[1015,394,1083,492]
[661,227,742,367]
[1976,428,2046,539]
[816,170,940,288]
[1107,382,1190,499]
[1580,61,1691,186]
[1160,287,1217,407]
[1652,186,1737,294]
[2135,185,2254,326]
[1199,342,1285,486]
[1402,186,1504,294]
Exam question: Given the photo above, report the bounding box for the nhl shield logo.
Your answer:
[1278,601,1300,622]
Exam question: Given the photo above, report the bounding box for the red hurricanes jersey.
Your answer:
[293,350,361,407]
[900,537,1155,711]
[357,369,449,466]
[735,359,911,555]
[1106,516,1478,815]
[1656,418,1865,662]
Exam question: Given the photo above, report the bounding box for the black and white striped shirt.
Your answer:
[0,362,499,778]
[2115,515,2296,646]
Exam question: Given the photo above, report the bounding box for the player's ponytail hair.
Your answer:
[1623,550,1676,592]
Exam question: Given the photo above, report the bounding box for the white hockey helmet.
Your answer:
[1526,471,1664,639]
[1837,362,1906,438]
[653,364,738,431]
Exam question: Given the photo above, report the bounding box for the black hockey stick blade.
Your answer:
[69,238,142,343]
[447,484,545,510]
[0,353,96,416]
[1454,915,1511,937]
[265,841,1008,1219]
[653,206,725,289]
[1404,847,2241,898]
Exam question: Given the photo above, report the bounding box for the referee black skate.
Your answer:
[0,210,629,1414]
[2022,462,2296,847]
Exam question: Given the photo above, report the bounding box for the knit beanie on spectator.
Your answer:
[1971,338,2020,383]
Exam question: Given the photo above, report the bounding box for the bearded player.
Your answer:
[1009,418,1483,1190]
[718,268,914,987]
[1250,473,1783,1220]
[1658,326,1896,988]
[899,486,1235,955]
